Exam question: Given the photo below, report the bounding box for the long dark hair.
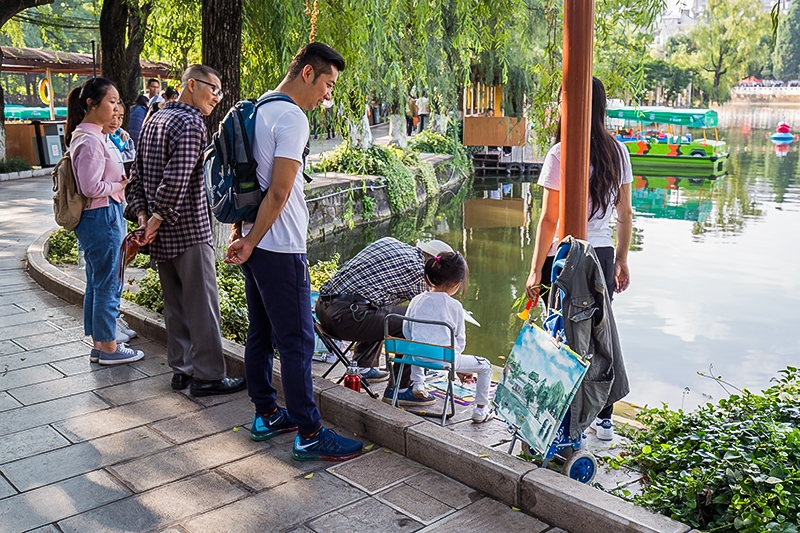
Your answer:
[554,77,624,219]
[66,77,117,144]
[425,252,469,297]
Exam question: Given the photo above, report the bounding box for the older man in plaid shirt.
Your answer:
[125,64,245,397]
[315,237,453,404]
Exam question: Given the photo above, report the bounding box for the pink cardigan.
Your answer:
[70,123,125,209]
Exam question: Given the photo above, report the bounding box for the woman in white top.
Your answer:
[524,76,633,439]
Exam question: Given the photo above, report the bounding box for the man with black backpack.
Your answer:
[225,43,363,462]
[125,65,245,397]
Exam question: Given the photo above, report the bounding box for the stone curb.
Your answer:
[0,167,51,182]
[26,230,689,533]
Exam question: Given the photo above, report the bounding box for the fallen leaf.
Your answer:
[329,468,335,473]
[20,357,26,361]
[232,427,240,432]
[304,473,314,479]
[511,506,521,512]
[364,444,374,451]
[478,453,489,458]
[140,435,149,439]
[383,449,392,453]
[498,355,506,360]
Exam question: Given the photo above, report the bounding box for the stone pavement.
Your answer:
[0,178,573,532]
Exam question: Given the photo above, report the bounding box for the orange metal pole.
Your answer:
[559,0,594,241]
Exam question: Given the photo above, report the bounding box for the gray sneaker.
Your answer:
[98,344,145,365]
[90,348,101,364]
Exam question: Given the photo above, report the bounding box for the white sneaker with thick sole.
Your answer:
[471,407,490,423]
[411,382,429,399]
[596,418,614,441]
[115,328,131,344]
[117,317,137,339]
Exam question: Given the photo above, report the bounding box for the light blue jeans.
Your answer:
[74,201,125,343]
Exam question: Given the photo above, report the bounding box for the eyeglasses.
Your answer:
[192,78,224,98]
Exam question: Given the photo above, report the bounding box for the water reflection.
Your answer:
[309,110,800,410]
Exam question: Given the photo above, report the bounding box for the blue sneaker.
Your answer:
[98,344,144,365]
[382,387,436,407]
[90,348,101,364]
[250,407,298,441]
[292,427,363,462]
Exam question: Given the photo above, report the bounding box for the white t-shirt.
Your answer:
[243,91,310,254]
[403,292,466,356]
[537,140,633,253]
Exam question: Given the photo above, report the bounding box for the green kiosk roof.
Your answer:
[607,106,718,128]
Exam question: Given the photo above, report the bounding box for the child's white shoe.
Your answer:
[471,407,490,423]
[412,382,429,399]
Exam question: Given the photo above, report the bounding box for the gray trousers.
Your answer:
[157,243,226,381]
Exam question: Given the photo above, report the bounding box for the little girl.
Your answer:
[403,252,493,423]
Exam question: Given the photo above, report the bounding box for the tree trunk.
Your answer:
[0,0,56,159]
[99,0,129,100]
[123,1,152,127]
[201,0,241,136]
[201,0,242,257]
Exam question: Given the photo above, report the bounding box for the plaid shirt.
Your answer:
[319,237,426,306]
[125,102,211,262]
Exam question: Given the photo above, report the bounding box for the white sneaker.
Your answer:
[596,418,614,441]
[424,369,448,382]
[117,317,137,339]
[412,382,429,399]
[115,328,131,344]
[471,407,490,423]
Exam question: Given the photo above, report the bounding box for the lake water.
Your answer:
[308,106,800,411]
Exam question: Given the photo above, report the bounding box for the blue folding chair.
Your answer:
[383,313,456,426]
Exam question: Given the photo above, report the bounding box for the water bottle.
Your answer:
[344,363,361,392]
[77,242,85,269]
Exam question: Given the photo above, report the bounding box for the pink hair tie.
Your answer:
[433,256,441,262]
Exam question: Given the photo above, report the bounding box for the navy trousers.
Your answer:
[241,248,321,435]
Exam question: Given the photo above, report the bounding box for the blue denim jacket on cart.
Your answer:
[549,236,630,439]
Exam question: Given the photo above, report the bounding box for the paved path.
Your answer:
[0,177,573,532]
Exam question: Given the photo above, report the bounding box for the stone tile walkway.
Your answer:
[0,177,575,532]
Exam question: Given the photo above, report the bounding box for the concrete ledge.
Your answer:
[27,229,689,533]
[0,167,51,182]
[520,468,691,533]
[406,422,537,507]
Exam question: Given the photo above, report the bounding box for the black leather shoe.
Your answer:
[171,373,192,390]
[189,377,246,397]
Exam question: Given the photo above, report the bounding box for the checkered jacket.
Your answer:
[319,237,426,306]
[125,102,212,262]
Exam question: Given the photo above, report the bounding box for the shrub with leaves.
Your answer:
[0,157,32,173]
[123,268,164,313]
[47,229,78,265]
[309,254,340,291]
[408,130,473,177]
[615,366,800,532]
[216,262,248,343]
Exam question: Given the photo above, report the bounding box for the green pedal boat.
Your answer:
[608,106,728,177]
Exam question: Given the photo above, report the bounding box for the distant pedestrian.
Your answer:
[65,77,145,366]
[406,94,417,136]
[128,94,149,145]
[126,65,245,397]
[146,78,163,106]
[225,42,363,462]
[416,92,429,133]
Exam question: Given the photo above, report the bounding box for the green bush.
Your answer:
[123,268,164,313]
[614,367,800,532]
[313,144,418,213]
[0,157,32,173]
[309,253,339,291]
[408,130,473,177]
[47,229,78,264]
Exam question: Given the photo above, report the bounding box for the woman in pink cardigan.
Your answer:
[66,78,145,366]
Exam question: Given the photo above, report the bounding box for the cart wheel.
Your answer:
[561,451,597,484]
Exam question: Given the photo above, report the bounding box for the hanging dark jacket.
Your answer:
[550,236,629,438]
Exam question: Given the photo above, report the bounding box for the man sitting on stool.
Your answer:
[315,237,453,405]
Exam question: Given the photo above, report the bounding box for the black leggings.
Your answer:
[541,246,615,420]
